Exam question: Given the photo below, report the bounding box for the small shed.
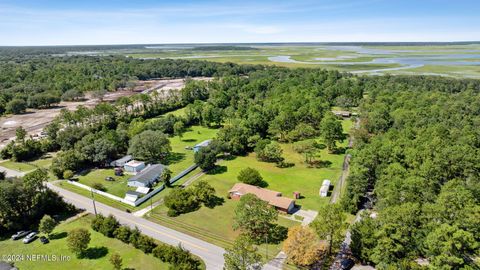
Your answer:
[320,179,331,197]
[293,191,301,199]
[193,139,212,152]
[110,155,133,167]
[124,160,145,174]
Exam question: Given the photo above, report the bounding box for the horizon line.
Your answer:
[2,41,480,47]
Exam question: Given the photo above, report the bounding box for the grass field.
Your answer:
[148,119,354,259]
[119,44,480,78]
[76,168,133,197]
[0,160,37,172]
[166,125,219,175]
[0,214,170,270]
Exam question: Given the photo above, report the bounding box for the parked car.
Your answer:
[340,258,355,270]
[11,231,30,240]
[23,232,37,244]
[39,236,49,244]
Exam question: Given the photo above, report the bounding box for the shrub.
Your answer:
[237,167,266,187]
[113,226,132,244]
[164,188,199,216]
[129,227,142,248]
[92,182,107,191]
[99,215,120,238]
[63,170,74,180]
[91,214,105,232]
[153,244,201,270]
[137,235,157,254]
[67,228,91,258]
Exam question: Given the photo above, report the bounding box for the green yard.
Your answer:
[0,160,37,172]
[166,125,219,175]
[148,119,354,258]
[76,168,133,198]
[0,214,170,270]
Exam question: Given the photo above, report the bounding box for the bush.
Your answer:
[91,214,105,232]
[164,188,199,216]
[129,227,142,248]
[113,226,132,244]
[63,170,74,180]
[67,228,91,258]
[153,244,201,270]
[137,235,157,254]
[237,167,266,187]
[99,215,120,237]
[194,147,217,171]
[6,99,27,114]
[92,182,107,191]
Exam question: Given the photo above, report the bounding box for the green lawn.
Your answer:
[0,214,170,270]
[166,125,219,175]
[0,160,37,172]
[76,169,133,198]
[56,181,136,211]
[148,119,354,259]
[57,166,204,212]
[30,156,54,169]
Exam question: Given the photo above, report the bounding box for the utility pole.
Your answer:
[90,188,98,216]
[265,232,268,260]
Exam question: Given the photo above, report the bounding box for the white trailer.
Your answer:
[320,179,331,197]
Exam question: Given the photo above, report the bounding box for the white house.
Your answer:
[320,179,331,197]
[124,160,145,174]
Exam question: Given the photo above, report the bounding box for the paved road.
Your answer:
[46,182,226,270]
[0,165,26,178]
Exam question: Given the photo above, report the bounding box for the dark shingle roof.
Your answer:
[110,155,132,166]
[128,164,165,184]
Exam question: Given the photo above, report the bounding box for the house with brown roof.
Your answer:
[228,183,296,214]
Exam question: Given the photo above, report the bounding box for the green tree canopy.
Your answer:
[128,130,171,163]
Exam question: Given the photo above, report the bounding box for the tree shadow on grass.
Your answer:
[166,152,186,165]
[307,160,332,168]
[205,196,225,208]
[83,246,108,259]
[267,224,288,244]
[78,168,92,176]
[49,231,67,240]
[331,147,346,155]
[221,154,237,161]
[206,165,227,175]
[181,139,197,143]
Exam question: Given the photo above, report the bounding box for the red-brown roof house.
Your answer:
[228,183,296,214]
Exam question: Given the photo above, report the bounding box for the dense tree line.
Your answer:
[0,55,260,115]
[183,68,361,157]
[0,169,75,235]
[342,84,480,269]
[91,214,201,269]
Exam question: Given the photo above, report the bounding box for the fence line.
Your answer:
[67,180,136,206]
[67,163,199,207]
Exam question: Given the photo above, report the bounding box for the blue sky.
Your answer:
[0,0,479,45]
